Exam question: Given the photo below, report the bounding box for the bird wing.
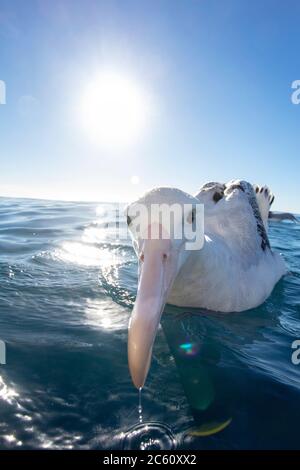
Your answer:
[269,211,299,223]
[252,184,275,230]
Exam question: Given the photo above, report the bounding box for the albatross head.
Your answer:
[126,187,203,388]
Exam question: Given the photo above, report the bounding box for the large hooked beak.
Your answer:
[128,233,178,389]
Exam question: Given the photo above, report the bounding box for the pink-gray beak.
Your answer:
[128,237,176,388]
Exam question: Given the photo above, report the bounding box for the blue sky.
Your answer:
[0,0,300,211]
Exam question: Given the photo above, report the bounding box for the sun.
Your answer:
[80,72,149,149]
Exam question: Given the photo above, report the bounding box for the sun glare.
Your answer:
[80,72,149,149]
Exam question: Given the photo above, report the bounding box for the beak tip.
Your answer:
[128,343,151,389]
[132,376,145,390]
[128,356,147,389]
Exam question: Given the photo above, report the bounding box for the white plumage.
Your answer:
[168,179,286,312]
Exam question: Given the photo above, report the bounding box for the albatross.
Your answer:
[126,180,286,388]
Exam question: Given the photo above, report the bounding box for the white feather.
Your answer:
[128,180,287,313]
[169,180,286,312]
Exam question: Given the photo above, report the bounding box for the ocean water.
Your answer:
[0,196,299,450]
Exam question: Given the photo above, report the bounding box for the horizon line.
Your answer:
[0,193,297,215]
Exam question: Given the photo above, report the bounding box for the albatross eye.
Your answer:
[187,209,196,224]
[213,191,223,203]
[127,215,132,226]
[191,209,196,223]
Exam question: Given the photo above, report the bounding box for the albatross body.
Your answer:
[126,180,286,388]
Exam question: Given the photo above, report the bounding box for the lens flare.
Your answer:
[179,342,199,356]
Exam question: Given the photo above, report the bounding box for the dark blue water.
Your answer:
[0,197,299,449]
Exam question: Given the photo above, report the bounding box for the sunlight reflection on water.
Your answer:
[0,376,19,405]
[54,242,121,268]
[84,298,128,331]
